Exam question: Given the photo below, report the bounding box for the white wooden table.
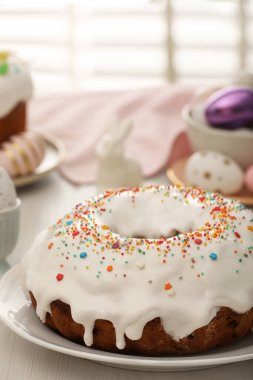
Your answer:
[1,172,253,380]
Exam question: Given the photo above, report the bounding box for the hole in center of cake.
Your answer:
[131,229,181,239]
[106,226,183,239]
[98,190,196,239]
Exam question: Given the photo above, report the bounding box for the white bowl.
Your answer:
[0,199,21,260]
[182,104,253,169]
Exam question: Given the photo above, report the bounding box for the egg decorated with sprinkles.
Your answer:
[21,185,253,355]
[185,151,244,195]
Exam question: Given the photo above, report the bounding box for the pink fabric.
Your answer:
[28,86,193,184]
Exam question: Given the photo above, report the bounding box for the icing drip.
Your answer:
[21,186,253,349]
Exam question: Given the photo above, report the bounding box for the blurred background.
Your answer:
[0,0,252,94]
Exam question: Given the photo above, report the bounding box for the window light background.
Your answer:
[0,0,252,94]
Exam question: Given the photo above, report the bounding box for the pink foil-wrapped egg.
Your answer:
[245,164,253,193]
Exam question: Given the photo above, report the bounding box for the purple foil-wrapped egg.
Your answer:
[205,87,253,130]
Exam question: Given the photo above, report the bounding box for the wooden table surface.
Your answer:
[0,173,252,380]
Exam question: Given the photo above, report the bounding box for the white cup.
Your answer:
[182,104,253,169]
[0,199,21,261]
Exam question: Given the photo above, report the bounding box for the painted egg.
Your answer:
[0,131,46,177]
[185,151,244,195]
[205,87,253,130]
[245,164,253,193]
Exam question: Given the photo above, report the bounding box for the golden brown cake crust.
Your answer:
[0,102,26,144]
[30,292,253,356]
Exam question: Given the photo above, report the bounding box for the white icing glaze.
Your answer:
[21,186,253,349]
[0,52,33,118]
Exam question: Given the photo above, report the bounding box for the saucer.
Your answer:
[167,157,253,206]
[13,133,65,188]
[1,265,253,372]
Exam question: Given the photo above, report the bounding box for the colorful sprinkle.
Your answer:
[56,273,64,281]
[164,282,173,291]
[0,51,10,60]
[107,265,113,272]
[209,252,218,261]
[80,252,87,259]
[0,63,8,75]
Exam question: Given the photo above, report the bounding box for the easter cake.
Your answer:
[21,186,253,355]
[0,53,46,177]
[0,52,33,144]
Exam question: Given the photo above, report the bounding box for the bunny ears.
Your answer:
[106,117,133,142]
[96,116,134,158]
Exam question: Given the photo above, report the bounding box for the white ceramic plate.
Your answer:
[1,266,253,372]
[13,132,65,188]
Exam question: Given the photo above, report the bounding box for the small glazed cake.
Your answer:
[0,51,33,144]
[21,186,253,355]
[0,131,46,177]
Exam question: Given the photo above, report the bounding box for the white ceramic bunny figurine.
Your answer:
[96,117,142,192]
